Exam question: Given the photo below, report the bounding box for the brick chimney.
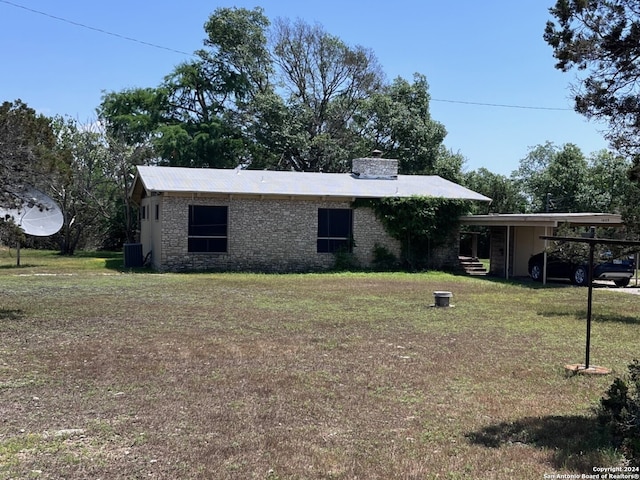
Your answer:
[351,150,398,179]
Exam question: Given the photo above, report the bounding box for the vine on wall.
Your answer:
[354,197,469,270]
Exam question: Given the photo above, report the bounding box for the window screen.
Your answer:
[317,208,353,253]
[188,205,228,253]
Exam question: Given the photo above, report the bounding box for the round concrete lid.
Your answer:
[433,291,453,297]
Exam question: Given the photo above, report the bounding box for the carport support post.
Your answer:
[543,225,550,285]
[585,243,595,370]
[505,226,510,280]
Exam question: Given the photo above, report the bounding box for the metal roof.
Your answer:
[459,212,624,227]
[132,166,492,203]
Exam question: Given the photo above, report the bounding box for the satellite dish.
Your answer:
[0,188,63,236]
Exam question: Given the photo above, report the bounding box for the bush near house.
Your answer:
[598,360,640,467]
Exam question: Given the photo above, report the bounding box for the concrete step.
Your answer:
[459,256,488,276]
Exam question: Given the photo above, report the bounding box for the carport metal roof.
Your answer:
[459,212,624,227]
[458,213,626,281]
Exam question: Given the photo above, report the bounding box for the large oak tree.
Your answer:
[99,7,458,176]
[99,7,272,169]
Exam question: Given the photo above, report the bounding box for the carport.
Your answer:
[459,213,625,280]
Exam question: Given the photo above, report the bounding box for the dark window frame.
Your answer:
[317,208,353,253]
[188,205,228,253]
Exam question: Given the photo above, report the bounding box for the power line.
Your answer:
[0,0,192,57]
[431,98,573,111]
[1,0,576,113]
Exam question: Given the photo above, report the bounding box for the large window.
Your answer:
[317,208,353,253]
[188,205,228,253]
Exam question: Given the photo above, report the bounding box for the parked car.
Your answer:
[528,251,635,287]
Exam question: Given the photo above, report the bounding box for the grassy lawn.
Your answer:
[1,249,639,479]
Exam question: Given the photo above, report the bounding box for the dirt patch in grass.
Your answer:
[1,254,636,478]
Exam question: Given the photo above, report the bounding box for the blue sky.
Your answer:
[1,0,609,176]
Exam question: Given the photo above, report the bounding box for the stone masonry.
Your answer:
[137,154,464,272]
[351,157,398,179]
[150,195,402,272]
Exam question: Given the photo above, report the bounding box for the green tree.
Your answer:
[99,8,461,180]
[582,150,640,241]
[248,91,309,170]
[358,74,449,176]
[463,168,526,214]
[52,118,114,254]
[432,147,466,183]
[547,143,590,210]
[201,6,273,100]
[50,119,146,254]
[98,88,165,146]
[99,7,272,169]
[511,142,557,212]
[0,100,58,209]
[99,67,248,169]
[103,135,149,247]
[583,150,635,213]
[544,0,640,178]
[622,183,640,237]
[511,142,589,212]
[259,17,384,172]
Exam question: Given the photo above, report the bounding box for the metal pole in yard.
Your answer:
[585,242,595,370]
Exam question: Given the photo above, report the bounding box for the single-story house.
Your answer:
[459,212,626,279]
[129,155,491,272]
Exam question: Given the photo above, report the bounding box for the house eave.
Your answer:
[131,166,491,203]
[459,213,624,228]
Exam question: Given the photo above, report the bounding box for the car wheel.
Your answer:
[572,266,589,286]
[529,262,543,281]
[614,278,630,288]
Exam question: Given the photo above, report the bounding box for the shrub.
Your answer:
[371,243,399,271]
[597,359,640,467]
[332,248,360,271]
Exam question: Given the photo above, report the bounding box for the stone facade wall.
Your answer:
[351,158,398,178]
[428,227,461,270]
[152,195,401,272]
[353,207,401,266]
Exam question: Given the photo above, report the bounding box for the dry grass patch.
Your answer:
[1,251,638,478]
